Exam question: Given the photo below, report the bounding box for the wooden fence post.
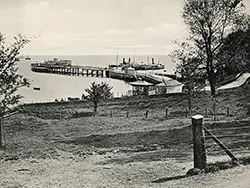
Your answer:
[60,108,62,120]
[110,110,113,118]
[192,115,206,169]
[213,104,216,121]
[0,118,3,148]
[213,97,217,121]
[165,108,168,119]
[185,109,188,118]
[145,110,149,118]
[0,115,5,148]
[126,111,129,118]
[227,107,230,117]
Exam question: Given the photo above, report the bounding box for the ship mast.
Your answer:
[116,48,119,66]
[133,48,136,64]
[116,54,119,66]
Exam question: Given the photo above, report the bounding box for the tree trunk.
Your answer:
[93,103,98,115]
[212,96,217,121]
[0,115,5,148]
[209,73,216,96]
[206,34,216,96]
[188,93,192,112]
[207,59,216,96]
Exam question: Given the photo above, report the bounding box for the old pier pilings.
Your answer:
[31,65,106,77]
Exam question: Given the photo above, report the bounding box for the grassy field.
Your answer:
[0,84,249,187]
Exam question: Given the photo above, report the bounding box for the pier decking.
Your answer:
[30,63,171,84]
[31,64,107,77]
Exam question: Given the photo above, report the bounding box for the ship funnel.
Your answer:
[128,58,131,63]
[123,58,125,63]
[152,58,154,64]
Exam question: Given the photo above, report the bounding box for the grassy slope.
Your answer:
[21,83,250,120]
[2,83,249,159]
[0,84,249,187]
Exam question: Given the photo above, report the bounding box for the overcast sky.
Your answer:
[1,0,250,55]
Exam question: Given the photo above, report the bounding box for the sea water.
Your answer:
[17,55,175,103]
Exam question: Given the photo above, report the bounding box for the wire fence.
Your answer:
[18,104,247,122]
[204,120,250,160]
[190,115,250,170]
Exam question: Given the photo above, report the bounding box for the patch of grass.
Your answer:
[1,84,249,164]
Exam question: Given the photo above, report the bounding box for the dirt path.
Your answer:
[0,152,183,188]
[218,73,250,90]
[0,151,250,188]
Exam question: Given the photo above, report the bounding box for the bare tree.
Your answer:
[85,82,113,115]
[178,0,249,96]
[0,33,30,148]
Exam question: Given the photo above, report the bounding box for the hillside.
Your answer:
[21,80,250,121]
[0,83,249,187]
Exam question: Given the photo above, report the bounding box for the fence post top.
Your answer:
[192,115,204,120]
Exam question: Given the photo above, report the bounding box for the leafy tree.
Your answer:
[175,0,249,96]
[175,56,206,112]
[85,82,113,114]
[0,33,30,147]
[216,24,250,83]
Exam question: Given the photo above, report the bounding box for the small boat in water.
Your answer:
[33,87,41,91]
[25,56,31,60]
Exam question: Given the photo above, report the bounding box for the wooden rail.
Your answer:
[204,126,238,162]
[4,111,19,118]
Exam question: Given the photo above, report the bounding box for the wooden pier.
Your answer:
[31,64,107,77]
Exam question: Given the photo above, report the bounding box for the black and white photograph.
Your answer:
[0,0,250,187]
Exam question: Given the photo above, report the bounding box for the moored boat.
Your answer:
[33,87,41,91]
[108,57,165,71]
[25,56,31,60]
[106,67,137,82]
